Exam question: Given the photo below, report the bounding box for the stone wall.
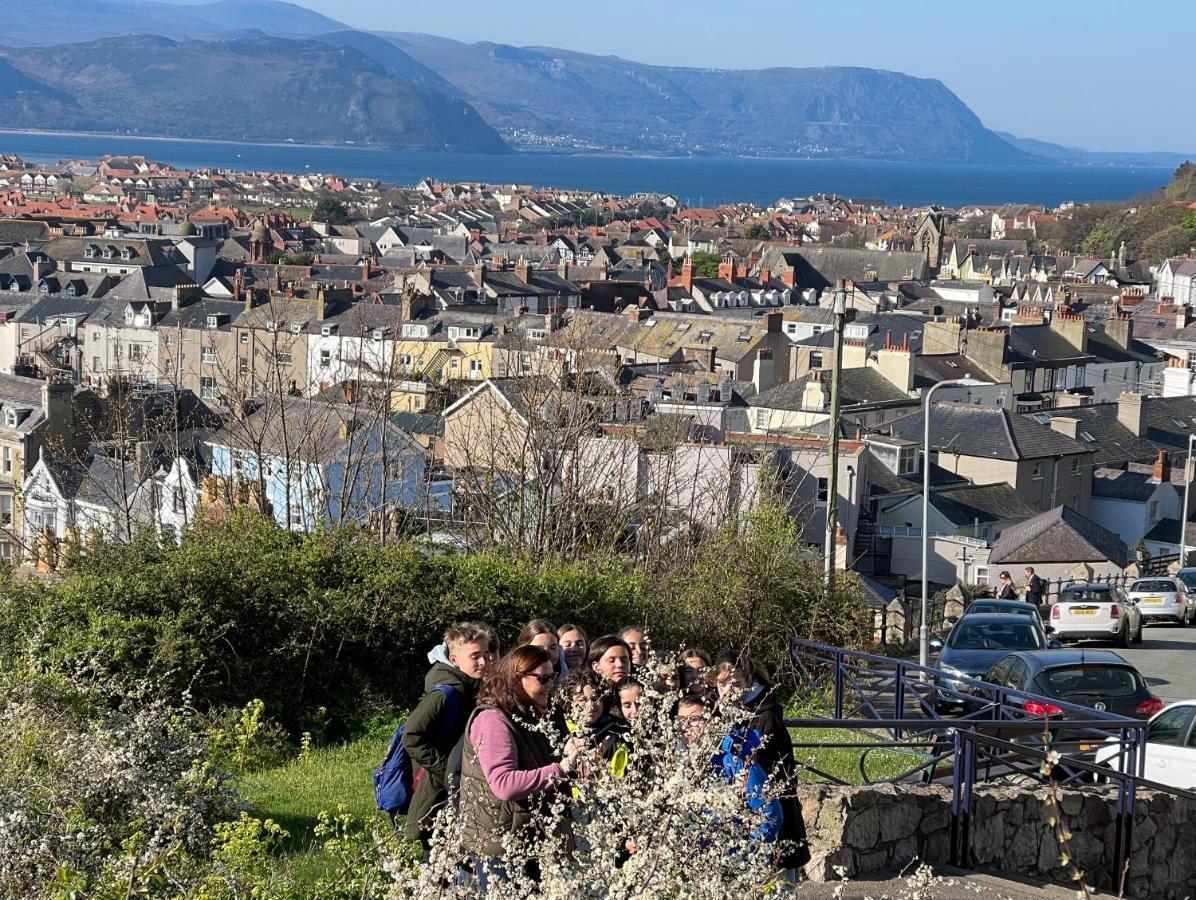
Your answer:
[798,783,1196,899]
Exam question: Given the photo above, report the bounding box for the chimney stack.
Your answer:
[1049,310,1089,352]
[1104,310,1133,350]
[1116,392,1145,437]
[680,257,694,292]
[1153,449,1172,483]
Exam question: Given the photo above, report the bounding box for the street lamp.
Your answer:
[920,377,990,668]
[1181,434,1195,569]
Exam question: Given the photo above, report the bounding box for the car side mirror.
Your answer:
[946,615,959,625]
[1048,640,1063,650]
[929,637,944,652]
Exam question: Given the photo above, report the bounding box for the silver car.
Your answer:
[1125,577,1192,626]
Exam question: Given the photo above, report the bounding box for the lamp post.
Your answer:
[920,377,990,668]
[1181,434,1195,569]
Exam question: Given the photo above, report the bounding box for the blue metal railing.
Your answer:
[786,637,1180,886]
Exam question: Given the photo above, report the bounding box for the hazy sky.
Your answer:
[283,0,1191,153]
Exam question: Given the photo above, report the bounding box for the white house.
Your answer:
[1157,258,1196,306]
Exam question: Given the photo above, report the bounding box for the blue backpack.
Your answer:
[374,684,463,817]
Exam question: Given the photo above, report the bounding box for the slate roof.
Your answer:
[1014,396,1196,468]
[865,457,969,498]
[988,505,1128,567]
[1004,325,1095,367]
[0,219,51,246]
[927,482,1042,527]
[886,402,1091,461]
[750,367,911,411]
[1141,517,1196,547]
[765,246,929,291]
[1091,468,1162,503]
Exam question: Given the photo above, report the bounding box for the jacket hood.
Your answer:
[424,659,474,692]
[427,642,450,666]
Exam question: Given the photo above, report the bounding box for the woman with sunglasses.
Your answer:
[458,645,584,886]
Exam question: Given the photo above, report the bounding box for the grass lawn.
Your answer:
[790,726,938,785]
[239,731,399,884]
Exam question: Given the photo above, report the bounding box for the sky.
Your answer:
[272,0,1194,154]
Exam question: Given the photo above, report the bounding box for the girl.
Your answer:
[458,645,584,885]
[587,634,632,685]
[518,618,569,679]
[713,651,811,870]
[557,624,589,671]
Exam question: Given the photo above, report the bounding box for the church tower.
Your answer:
[914,211,944,274]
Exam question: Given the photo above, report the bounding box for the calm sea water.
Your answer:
[0,130,1174,208]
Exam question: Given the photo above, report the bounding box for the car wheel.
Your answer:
[1133,621,1144,644]
[1185,608,1193,628]
[1118,625,1131,648]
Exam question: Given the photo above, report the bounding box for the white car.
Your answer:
[1125,577,1193,626]
[1049,583,1142,647]
[1094,700,1196,790]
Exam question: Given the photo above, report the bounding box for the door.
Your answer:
[1141,706,1194,784]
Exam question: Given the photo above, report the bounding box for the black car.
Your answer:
[982,650,1163,721]
[929,613,1058,712]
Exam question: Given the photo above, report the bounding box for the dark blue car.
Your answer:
[930,613,1059,712]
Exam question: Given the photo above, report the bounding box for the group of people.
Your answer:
[396,619,810,885]
[994,566,1046,612]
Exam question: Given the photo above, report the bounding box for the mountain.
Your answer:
[0,34,509,152]
[997,133,1192,168]
[311,30,458,93]
[0,0,350,45]
[390,36,1033,163]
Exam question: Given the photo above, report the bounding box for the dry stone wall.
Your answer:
[798,783,1196,898]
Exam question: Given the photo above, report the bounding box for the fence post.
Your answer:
[893,661,904,740]
[833,650,844,720]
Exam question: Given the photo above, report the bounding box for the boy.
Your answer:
[403,622,494,853]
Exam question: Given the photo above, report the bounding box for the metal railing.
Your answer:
[786,637,1179,885]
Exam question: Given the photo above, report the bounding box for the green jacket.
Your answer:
[402,661,477,841]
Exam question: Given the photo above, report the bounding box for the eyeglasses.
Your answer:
[678,714,708,726]
[520,671,555,685]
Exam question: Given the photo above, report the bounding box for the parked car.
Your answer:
[1094,701,1196,789]
[1176,567,1196,596]
[982,650,1163,721]
[929,613,1059,712]
[1049,583,1142,647]
[957,599,1040,620]
[1125,577,1193,627]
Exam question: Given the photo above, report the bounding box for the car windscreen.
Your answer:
[1037,666,1144,698]
[946,621,1045,650]
[1059,589,1116,604]
[1130,580,1177,593]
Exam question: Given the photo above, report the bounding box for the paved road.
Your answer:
[1090,619,1196,704]
[802,866,1109,898]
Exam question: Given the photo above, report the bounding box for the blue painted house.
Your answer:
[205,396,435,531]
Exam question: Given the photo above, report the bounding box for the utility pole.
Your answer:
[823,280,848,589]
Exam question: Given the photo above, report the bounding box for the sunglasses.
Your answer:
[520,671,555,685]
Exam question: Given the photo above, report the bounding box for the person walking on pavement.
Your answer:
[995,571,1018,600]
[1024,567,1046,617]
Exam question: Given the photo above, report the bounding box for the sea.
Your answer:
[0,130,1177,209]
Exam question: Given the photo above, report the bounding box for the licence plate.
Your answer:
[1079,743,1095,751]
[1142,597,1164,604]
[1071,609,1097,616]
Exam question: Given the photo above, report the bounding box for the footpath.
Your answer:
[801,866,1103,898]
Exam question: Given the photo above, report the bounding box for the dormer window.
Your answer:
[290,322,303,335]
[66,283,78,297]
[84,245,98,259]
[121,247,135,261]
[124,307,134,324]
[104,245,118,259]
[206,315,219,328]
[3,409,15,428]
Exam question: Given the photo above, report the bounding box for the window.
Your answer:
[815,477,829,508]
[1150,500,1160,521]
[19,328,27,341]
[239,332,249,345]
[201,346,217,365]
[128,343,142,362]
[172,488,186,514]
[975,567,989,585]
[1042,369,1055,391]
[1,447,10,475]
[238,359,248,376]
[810,351,824,369]
[469,359,483,378]
[0,495,10,526]
[1147,707,1192,745]
[320,348,332,367]
[91,331,99,342]
[755,409,769,430]
[163,334,172,346]
[288,499,304,529]
[398,354,413,371]
[1032,462,1043,480]
[92,356,100,372]
[200,375,218,400]
[163,358,173,375]
[274,351,292,365]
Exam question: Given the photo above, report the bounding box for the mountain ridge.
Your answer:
[0,34,510,153]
